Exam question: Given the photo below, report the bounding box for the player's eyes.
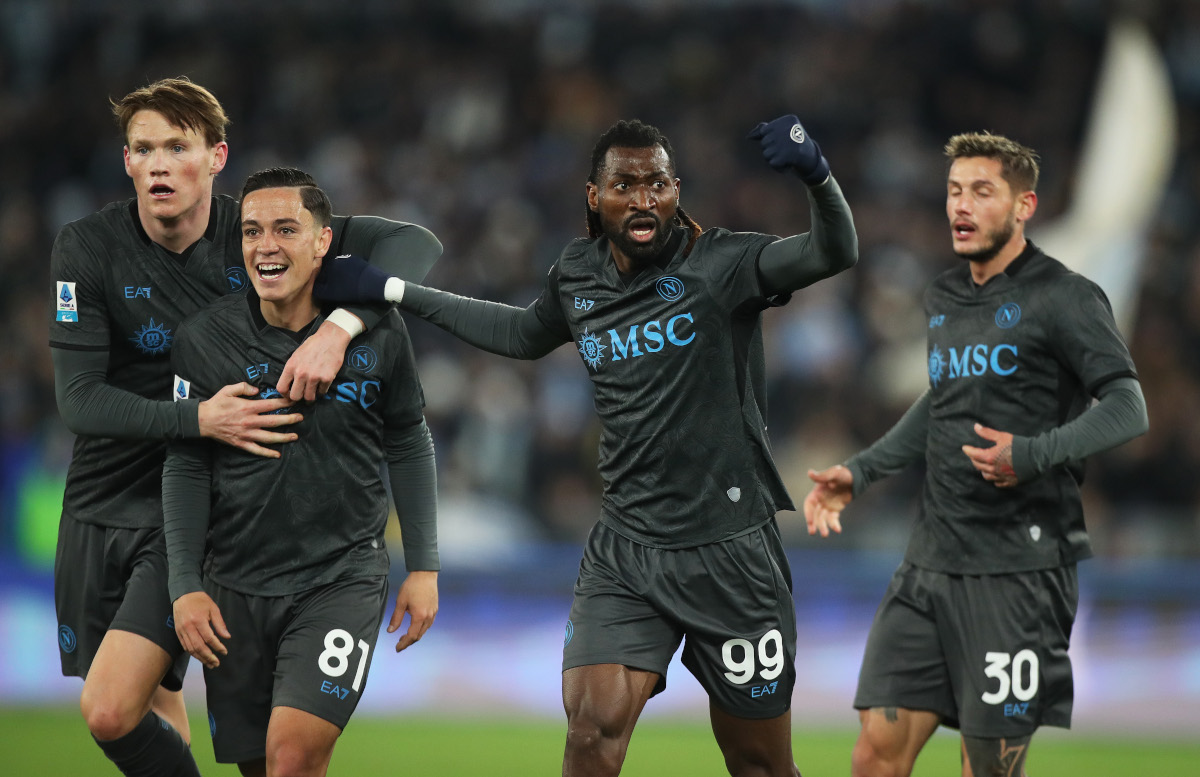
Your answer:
[171,145,185,153]
[243,228,259,237]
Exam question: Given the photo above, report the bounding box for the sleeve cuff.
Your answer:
[326,308,365,338]
[1010,435,1039,482]
[384,277,406,303]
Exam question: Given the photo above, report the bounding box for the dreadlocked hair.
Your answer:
[584,119,703,255]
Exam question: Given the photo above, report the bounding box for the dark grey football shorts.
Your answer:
[563,520,797,719]
[202,575,388,764]
[54,518,189,691]
[854,561,1078,737]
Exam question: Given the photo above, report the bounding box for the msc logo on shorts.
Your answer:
[58,624,77,653]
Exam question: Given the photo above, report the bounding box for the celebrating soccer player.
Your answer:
[803,133,1149,777]
[313,114,858,776]
[49,78,440,777]
[162,167,440,777]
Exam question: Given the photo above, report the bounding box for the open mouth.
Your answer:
[953,221,976,238]
[149,184,175,199]
[626,217,659,243]
[256,263,288,281]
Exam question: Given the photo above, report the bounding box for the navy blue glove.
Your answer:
[747,115,830,186]
[314,254,391,303]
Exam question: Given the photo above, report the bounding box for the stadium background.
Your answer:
[1,0,1198,774]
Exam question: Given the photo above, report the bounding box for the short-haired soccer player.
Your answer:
[163,166,439,777]
[50,78,440,776]
[803,132,1148,777]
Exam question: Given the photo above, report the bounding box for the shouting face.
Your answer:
[587,145,680,271]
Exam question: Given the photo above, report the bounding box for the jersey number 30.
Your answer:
[981,649,1039,705]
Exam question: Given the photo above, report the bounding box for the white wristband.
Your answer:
[384,277,406,304]
[326,308,365,338]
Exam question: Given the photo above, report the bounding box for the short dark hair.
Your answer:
[240,167,332,228]
[112,77,229,147]
[587,119,677,185]
[945,132,1040,193]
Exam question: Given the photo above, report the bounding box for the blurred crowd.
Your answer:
[2,0,1198,561]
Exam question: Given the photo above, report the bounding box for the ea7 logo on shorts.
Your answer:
[320,680,352,700]
[173,376,191,401]
[56,281,78,322]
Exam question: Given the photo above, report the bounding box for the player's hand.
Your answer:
[747,114,831,186]
[199,382,301,459]
[387,570,438,652]
[173,592,230,669]
[962,423,1018,488]
[314,253,392,303]
[803,465,854,537]
[277,319,353,402]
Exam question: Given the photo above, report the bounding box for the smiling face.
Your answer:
[946,156,1036,267]
[586,145,680,272]
[123,109,227,249]
[240,186,332,329]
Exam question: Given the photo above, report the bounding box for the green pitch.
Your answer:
[2,708,1197,776]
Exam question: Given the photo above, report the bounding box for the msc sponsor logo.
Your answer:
[656,276,684,302]
[995,302,1021,329]
[348,346,378,374]
[226,267,248,292]
[56,281,78,322]
[321,380,381,409]
[929,343,1018,387]
[129,318,173,355]
[577,328,606,369]
[58,624,77,653]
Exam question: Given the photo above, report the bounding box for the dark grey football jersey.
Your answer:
[532,226,794,549]
[913,243,1137,574]
[49,196,248,529]
[48,197,366,530]
[171,297,424,596]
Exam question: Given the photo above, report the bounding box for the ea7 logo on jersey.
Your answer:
[56,282,78,322]
[173,376,191,401]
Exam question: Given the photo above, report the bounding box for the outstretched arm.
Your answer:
[53,347,300,457]
[384,419,440,652]
[397,284,567,359]
[747,115,859,295]
[278,217,443,401]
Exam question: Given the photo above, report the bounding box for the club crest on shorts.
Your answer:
[1029,525,1041,541]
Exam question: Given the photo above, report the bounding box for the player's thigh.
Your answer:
[709,702,798,772]
[82,629,177,722]
[202,583,282,764]
[264,705,342,775]
[945,566,1078,738]
[670,523,797,720]
[854,563,957,725]
[56,520,187,691]
[272,576,389,731]
[563,523,682,698]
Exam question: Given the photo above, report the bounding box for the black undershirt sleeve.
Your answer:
[1011,376,1149,481]
[385,418,440,572]
[844,390,930,498]
[399,285,566,359]
[52,346,201,439]
[756,175,859,296]
[162,439,213,601]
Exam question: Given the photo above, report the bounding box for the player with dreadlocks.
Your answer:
[312,114,858,776]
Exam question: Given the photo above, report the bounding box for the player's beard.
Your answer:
[607,212,674,264]
[956,209,1017,264]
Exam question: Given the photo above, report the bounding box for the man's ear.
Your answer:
[586,182,599,213]
[1016,190,1037,223]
